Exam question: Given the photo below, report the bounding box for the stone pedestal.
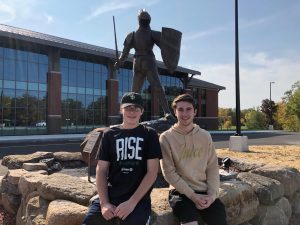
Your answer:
[229,135,249,152]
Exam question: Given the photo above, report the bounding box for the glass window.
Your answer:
[16,50,28,61]
[16,61,28,81]
[28,52,39,62]
[86,62,93,71]
[16,107,28,126]
[69,59,77,68]
[94,64,101,73]
[0,60,3,80]
[28,83,39,91]
[0,47,3,57]
[77,69,85,87]
[86,71,93,88]
[77,94,85,108]
[39,91,47,108]
[39,54,48,64]
[61,67,69,86]
[77,61,85,70]
[39,83,47,91]
[86,95,94,109]
[62,86,68,93]
[4,59,15,80]
[28,62,39,82]
[39,64,48,83]
[16,81,27,90]
[94,72,101,88]
[4,48,15,59]
[16,89,27,107]
[60,58,68,67]
[69,68,77,86]
[4,80,15,89]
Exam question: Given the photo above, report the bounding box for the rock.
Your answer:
[53,152,83,161]
[2,152,54,169]
[250,197,291,225]
[22,162,48,172]
[219,181,259,225]
[288,191,300,215]
[228,158,265,172]
[237,172,284,204]
[45,199,87,225]
[24,195,49,225]
[37,173,97,206]
[250,165,300,197]
[150,188,206,225]
[2,192,21,214]
[18,172,47,197]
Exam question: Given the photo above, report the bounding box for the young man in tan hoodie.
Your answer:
[160,94,228,225]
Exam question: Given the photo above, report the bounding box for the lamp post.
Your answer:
[269,81,275,129]
[269,81,275,102]
[234,0,241,136]
[229,0,249,152]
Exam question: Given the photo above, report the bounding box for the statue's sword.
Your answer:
[113,16,119,71]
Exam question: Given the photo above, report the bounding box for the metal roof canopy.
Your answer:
[0,24,200,76]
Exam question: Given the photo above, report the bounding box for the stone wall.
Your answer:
[0,152,299,225]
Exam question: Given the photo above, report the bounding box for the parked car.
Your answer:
[35,121,46,127]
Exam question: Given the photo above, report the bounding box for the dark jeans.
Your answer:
[82,197,151,225]
[169,189,228,225]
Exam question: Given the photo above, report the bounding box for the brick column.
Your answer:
[106,79,119,125]
[47,71,62,134]
[206,90,218,117]
[151,86,160,120]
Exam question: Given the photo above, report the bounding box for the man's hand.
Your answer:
[191,193,214,210]
[101,203,116,220]
[114,199,137,220]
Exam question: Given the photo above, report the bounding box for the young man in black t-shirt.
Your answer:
[82,92,162,225]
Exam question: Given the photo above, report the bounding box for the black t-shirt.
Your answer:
[97,124,162,200]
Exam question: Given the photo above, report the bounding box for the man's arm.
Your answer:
[159,134,195,199]
[96,160,116,220]
[114,158,159,220]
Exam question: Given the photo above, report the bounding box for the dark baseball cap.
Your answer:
[121,92,144,109]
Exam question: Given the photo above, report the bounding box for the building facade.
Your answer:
[0,24,224,136]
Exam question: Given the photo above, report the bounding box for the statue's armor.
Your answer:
[118,18,172,116]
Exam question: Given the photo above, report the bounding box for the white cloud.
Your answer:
[186,53,300,109]
[185,26,229,41]
[44,13,54,24]
[0,0,53,24]
[83,0,160,21]
[0,1,16,23]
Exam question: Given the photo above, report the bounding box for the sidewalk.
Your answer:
[0,130,281,144]
[0,133,85,144]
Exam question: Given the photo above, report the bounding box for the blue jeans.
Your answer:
[82,197,151,225]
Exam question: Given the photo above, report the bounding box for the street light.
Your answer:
[269,81,275,129]
[269,81,275,102]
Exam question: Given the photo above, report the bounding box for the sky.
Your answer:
[0,0,299,109]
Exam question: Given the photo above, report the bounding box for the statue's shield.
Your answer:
[161,27,182,74]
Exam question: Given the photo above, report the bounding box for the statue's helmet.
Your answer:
[138,9,151,22]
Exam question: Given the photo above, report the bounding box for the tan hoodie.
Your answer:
[159,124,220,201]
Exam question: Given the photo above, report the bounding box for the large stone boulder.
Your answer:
[250,165,300,197]
[45,199,87,225]
[2,152,54,169]
[37,173,97,206]
[219,181,259,225]
[237,172,284,204]
[250,197,291,225]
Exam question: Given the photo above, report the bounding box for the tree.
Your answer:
[260,99,277,125]
[244,108,267,129]
[276,81,300,131]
